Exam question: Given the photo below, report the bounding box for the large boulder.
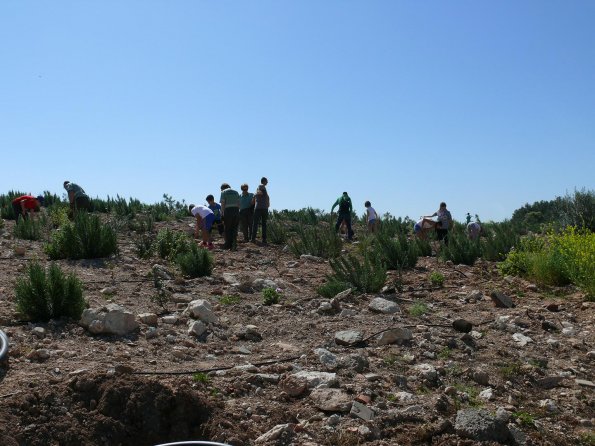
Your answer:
[80,304,139,336]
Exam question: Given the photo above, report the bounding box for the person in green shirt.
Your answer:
[63,181,90,217]
[331,192,354,240]
[219,183,240,250]
[238,183,255,242]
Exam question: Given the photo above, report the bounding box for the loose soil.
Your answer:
[0,217,593,445]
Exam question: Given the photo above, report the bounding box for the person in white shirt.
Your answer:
[189,204,215,250]
[365,201,379,233]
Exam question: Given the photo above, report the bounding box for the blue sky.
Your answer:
[2,1,593,222]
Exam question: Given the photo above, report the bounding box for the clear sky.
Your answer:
[2,1,594,222]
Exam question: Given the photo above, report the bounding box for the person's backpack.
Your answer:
[339,197,350,213]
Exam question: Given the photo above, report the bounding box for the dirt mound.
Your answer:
[0,372,214,446]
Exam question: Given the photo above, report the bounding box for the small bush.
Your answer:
[289,225,342,259]
[13,217,43,241]
[414,237,433,257]
[45,213,118,260]
[373,233,419,270]
[176,243,213,278]
[134,233,155,259]
[429,271,444,287]
[329,253,387,293]
[47,205,70,228]
[219,294,241,305]
[439,230,481,265]
[262,287,281,305]
[409,301,429,317]
[267,219,288,245]
[15,262,85,322]
[156,228,191,260]
[317,280,350,298]
[480,221,520,261]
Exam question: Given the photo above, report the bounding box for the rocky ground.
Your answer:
[0,217,593,446]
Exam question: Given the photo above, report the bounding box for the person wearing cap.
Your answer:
[63,181,90,215]
[219,183,240,250]
[238,183,254,242]
[189,204,215,250]
[331,192,354,240]
[11,195,44,221]
[251,177,270,245]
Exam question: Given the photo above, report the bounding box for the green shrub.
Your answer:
[13,217,43,241]
[429,271,444,287]
[134,233,155,259]
[317,280,350,298]
[439,230,481,265]
[47,204,70,228]
[328,253,386,293]
[480,221,520,261]
[409,301,429,317]
[414,237,433,257]
[129,214,155,233]
[377,216,414,238]
[289,225,342,259]
[373,233,418,270]
[176,243,213,278]
[219,294,241,305]
[45,213,118,260]
[155,228,191,260]
[15,262,85,322]
[262,287,281,305]
[0,190,27,220]
[272,207,326,225]
[267,219,288,245]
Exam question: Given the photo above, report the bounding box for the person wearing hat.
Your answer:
[11,195,44,221]
[63,181,90,215]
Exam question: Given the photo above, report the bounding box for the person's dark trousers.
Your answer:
[223,207,240,250]
[12,203,26,221]
[75,196,90,211]
[437,228,449,245]
[239,207,254,242]
[335,213,354,240]
[251,208,269,243]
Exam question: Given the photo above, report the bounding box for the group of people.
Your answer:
[10,181,481,250]
[189,177,270,251]
[412,202,481,244]
[10,181,90,221]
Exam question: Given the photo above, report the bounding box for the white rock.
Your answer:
[314,348,338,370]
[368,297,399,314]
[512,333,533,347]
[188,320,207,337]
[186,299,218,323]
[394,392,416,403]
[161,315,178,325]
[539,399,558,413]
[255,424,294,444]
[479,388,495,401]
[310,388,352,412]
[291,371,338,389]
[32,327,46,338]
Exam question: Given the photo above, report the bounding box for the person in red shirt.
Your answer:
[11,195,44,221]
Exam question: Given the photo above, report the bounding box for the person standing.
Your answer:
[63,181,90,215]
[364,201,378,233]
[238,184,254,242]
[11,195,44,221]
[425,202,453,245]
[251,177,270,244]
[331,192,354,240]
[219,183,240,250]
